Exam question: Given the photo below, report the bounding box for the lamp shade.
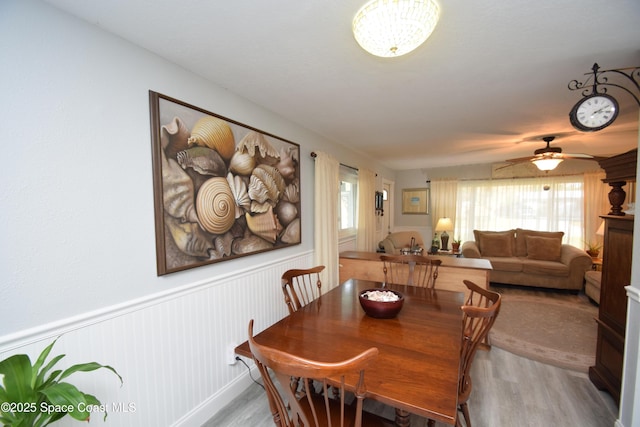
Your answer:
[596,221,605,236]
[352,0,440,58]
[532,157,563,171]
[435,217,453,232]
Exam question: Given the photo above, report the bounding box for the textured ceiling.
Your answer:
[45,0,640,170]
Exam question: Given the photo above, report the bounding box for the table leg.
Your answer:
[394,408,411,427]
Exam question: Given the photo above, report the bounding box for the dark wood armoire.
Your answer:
[589,215,634,402]
[589,149,636,403]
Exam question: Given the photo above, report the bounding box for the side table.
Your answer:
[592,257,602,271]
[434,249,462,258]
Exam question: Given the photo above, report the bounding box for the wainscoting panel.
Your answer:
[0,251,314,427]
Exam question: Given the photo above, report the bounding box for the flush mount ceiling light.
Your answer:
[352,0,440,58]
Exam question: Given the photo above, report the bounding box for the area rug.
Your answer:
[488,294,598,372]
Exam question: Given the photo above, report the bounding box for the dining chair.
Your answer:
[247,319,388,427]
[380,254,441,288]
[425,280,501,427]
[456,280,502,427]
[281,265,326,314]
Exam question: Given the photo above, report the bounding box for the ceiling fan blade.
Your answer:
[512,131,580,145]
[493,162,518,171]
[562,153,594,159]
[505,156,535,163]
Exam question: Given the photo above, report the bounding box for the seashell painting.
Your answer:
[280,218,301,244]
[236,131,280,165]
[275,146,297,181]
[229,150,256,176]
[226,172,251,219]
[150,91,301,275]
[165,216,214,259]
[248,164,286,207]
[274,201,298,227]
[196,177,236,235]
[161,116,190,160]
[187,116,235,161]
[177,146,227,177]
[161,148,199,224]
[282,179,300,204]
[245,206,283,244]
[214,232,235,257]
[249,200,274,214]
[232,233,273,254]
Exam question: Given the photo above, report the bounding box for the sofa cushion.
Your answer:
[522,259,569,277]
[485,256,523,272]
[515,228,564,257]
[526,235,562,261]
[473,229,516,257]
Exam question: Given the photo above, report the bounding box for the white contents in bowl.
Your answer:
[362,290,399,302]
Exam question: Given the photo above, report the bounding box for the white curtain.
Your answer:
[430,179,459,237]
[314,151,340,290]
[456,175,585,248]
[356,168,377,251]
[583,171,609,246]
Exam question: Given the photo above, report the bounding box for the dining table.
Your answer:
[235,278,465,427]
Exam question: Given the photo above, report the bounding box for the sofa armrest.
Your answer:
[381,237,397,254]
[560,244,592,267]
[559,244,593,290]
[461,241,481,258]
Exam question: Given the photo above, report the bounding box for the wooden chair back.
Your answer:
[247,319,379,427]
[381,255,441,288]
[281,266,325,314]
[458,280,501,427]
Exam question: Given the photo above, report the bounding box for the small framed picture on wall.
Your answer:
[402,188,429,214]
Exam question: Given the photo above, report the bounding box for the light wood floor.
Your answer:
[204,285,619,427]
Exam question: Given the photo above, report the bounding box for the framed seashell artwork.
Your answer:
[149,91,301,275]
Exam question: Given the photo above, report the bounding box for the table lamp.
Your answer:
[435,217,453,251]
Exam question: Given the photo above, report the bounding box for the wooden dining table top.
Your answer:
[236,278,465,425]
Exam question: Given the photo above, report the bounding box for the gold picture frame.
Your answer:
[402,188,429,214]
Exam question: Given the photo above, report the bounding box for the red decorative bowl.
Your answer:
[359,289,404,319]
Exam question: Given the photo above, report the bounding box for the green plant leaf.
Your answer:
[60,363,123,386]
[39,369,62,390]
[36,355,65,390]
[40,382,90,422]
[0,383,9,401]
[31,338,59,389]
[0,354,36,404]
[83,392,108,422]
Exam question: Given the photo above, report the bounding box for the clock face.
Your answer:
[569,93,619,132]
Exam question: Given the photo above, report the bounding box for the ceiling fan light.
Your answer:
[532,158,563,171]
[352,0,440,58]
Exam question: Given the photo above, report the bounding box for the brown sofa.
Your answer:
[461,228,592,291]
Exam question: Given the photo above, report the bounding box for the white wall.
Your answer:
[0,0,310,335]
[618,114,640,427]
[0,1,392,425]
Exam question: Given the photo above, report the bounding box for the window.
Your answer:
[455,175,585,248]
[339,165,358,239]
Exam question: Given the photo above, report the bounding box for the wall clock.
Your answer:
[569,93,619,132]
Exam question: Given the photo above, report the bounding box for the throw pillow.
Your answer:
[526,235,562,261]
[473,230,516,256]
[479,233,513,257]
[515,228,565,257]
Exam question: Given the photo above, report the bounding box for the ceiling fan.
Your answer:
[502,136,601,171]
